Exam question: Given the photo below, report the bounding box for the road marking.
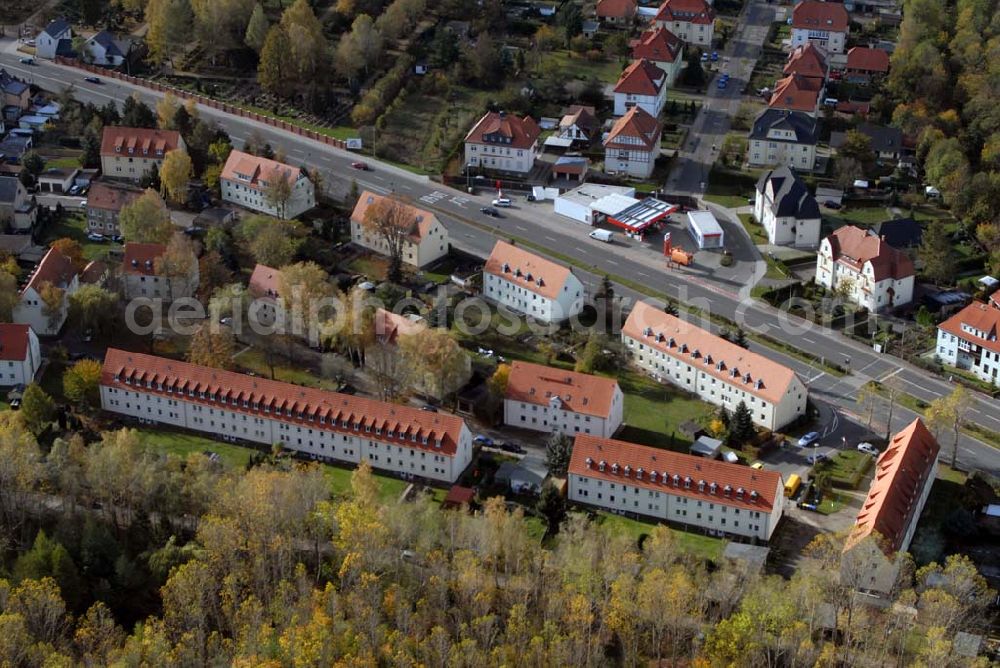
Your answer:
[806,371,826,383]
[419,191,448,205]
[515,225,527,231]
[606,259,619,266]
[545,236,557,242]
[878,368,904,383]
[448,196,468,207]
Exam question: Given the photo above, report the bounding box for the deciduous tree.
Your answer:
[264,172,294,219]
[258,25,291,97]
[361,197,412,283]
[118,189,172,243]
[154,233,198,298]
[398,327,469,399]
[145,0,193,65]
[20,384,56,436]
[187,324,234,369]
[926,386,973,468]
[278,261,337,339]
[38,282,66,332]
[245,3,270,53]
[63,359,103,411]
[49,239,86,273]
[0,271,19,321]
[159,149,193,204]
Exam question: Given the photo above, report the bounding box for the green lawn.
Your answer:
[703,193,749,209]
[825,205,890,227]
[42,211,118,261]
[591,511,725,560]
[540,50,627,82]
[346,255,388,281]
[738,212,769,245]
[815,490,847,515]
[45,155,83,169]
[322,464,410,503]
[820,449,872,489]
[618,370,713,451]
[231,348,340,390]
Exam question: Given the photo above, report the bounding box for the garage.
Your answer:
[686,210,725,249]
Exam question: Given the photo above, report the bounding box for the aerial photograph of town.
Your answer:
[0,0,996,664]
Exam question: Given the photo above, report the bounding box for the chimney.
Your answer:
[498,110,506,119]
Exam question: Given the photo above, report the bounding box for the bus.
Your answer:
[784,473,802,498]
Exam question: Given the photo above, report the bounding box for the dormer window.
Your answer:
[684,476,692,488]
[598,460,606,472]
[709,482,717,495]
[585,457,593,468]
[636,467,644,480]
[611,463,620,474]
[698,479,706,492]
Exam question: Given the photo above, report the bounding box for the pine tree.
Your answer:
[733,327,749,349]
[245,3,270,53]
[729,400,755,446]
[545,432,572,476]
[536,484,567,535]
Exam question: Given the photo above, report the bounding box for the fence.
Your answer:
[54,57,350,151]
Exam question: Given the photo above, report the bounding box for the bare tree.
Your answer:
[361,198,413,283]
[366,341,411,401]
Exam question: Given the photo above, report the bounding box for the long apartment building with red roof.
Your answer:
[483,240,585,324]
[936,299,1000,385]
[622,300,808,430]
[100,349,474,483]
[569,434,785,540]
[100,127,185,183]
[221,149,315,220]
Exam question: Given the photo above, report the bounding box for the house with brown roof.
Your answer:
[85,179,145,236]
[13,247,80,336]
[100,127,185,183]
[557,105,600,145]
[596,0,637,24]
[936,300,1000,385]
[464,111,540,175]
[816,225,915,311]
[768,74,824,116]
[784,43,828,81]
[122,241,198,302]
[603,106,663,179]
[631,27,685,85]
[622,300,808,430]
[613,58,668,117]
[100,349,475,483]
[568,434,786,540]
[654,0,715,46]
[842,419,939,598]
[791,0,850,54]
[350,191,450,269]
[844,46,890,81]
[504,360,624,438]
[483,240,585,323]
[0,324,41,386]
[248,263,283,326]
[220,150,315,219]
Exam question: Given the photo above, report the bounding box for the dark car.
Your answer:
[499,441,525,454]
[823,200,842,210]
[350,161,370,171]
[473,435,495,446]
[84,76,101,84]
[420,404,438,412]
[481,206,500,217]
[525,194,536,202]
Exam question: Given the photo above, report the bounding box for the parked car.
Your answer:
[525,194,536,202]
[78,200,88,209]
[499,441,525,454]
[492,197,511,207]
[797,431,821,447]
[19,57,34,65]
[711,51,719,61]
[700,52,709,62]
[350,161,370,171]
[750,461,765,470]
[857,442,879,456]
[717,79,728,89]
[420,404,438,412]
[807,451,829,464]
[68,185,81,195]
[473,435,494,446]
[83,76,101,84]
[87,232,106,242]
[823,200,842,210]
[480,206,500,217]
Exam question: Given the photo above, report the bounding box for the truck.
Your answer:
[784,473,801,498]
[588,229,614,243]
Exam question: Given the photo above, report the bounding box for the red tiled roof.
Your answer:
[350,191,440,244]
[845,419,939,553]
[570,434,783,512]
[0,323,31,361]
[465,112,540,150]
[825,225,914,281]
[847,47,890,73]
[220,150,302,193]
[374,308,426,345]
[614,58,667,96]
[622,300,801,404]
[484,240,574,301]
[122,242,165,276]
[80,260,108,285]
[631,27,683,64]
[86,180,144,213]
[442,485,476,506]
[560,105,599,133]
[655,0,715,25]
[505,360,620,419]
[100,126,182,158]
[768,74,823,113]
[784,43,828,79]
[24,247,76,295]
[248,263,282,300]
[604,105,663,151]
[597,0,637,19]
[101,348,467,456]
[938,300,1000,356]
[792,0,849,32]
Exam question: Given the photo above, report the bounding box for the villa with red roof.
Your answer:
[603,106,663,178]
[220,150,315,219]
[100,349,474,483]
[843,419,939,598]
[100,127,185,183]
[350,191,450,268]
[791,0,850,54]
[596,0,637,24]
[464,111,540,175]
[783,43,828,81]
[631,27,685,85]
[768,73,824,115]
[504,361,624,438]
[936,300,1000,384]
[815,225,915,311]
[654,0,715,47]
[568,434,785,540]
[0,324,40,386]
[122,241,198,302]
[613,58,668,117]
[483,240,585,323]
[13,247,79,336]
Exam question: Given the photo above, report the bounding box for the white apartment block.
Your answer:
[13,248,79,336]
[100,127,185,183]
[748,109,818,171]
[936,301,1000,385]
[464,112,540,175]
[122,242,198,302]
[350,191,450,268]
[613,59,668,118]
[754,166,822,247]
[483,240,585,323]
[816,225,915,312]
[791,0,849,54]
[654,0,716,47]
[221,150,315,220]
[0,324,40,386]
[603,106,662,179]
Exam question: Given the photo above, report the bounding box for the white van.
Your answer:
[492,197,511,207]
[589,229,614,243]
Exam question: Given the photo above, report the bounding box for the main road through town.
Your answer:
[2,36,998,475]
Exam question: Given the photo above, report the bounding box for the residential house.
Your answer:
[791,0,850,54]
[936,300,1000,385]
[631,27,685,85]
[350,191,450,268]
[613,58,668,117]
[870,217,922,250]
[654,0,715,47]
[0,69,32,114]
[596,0,637,24]
[36,19,72,60]
[504,360,624,438]
[86,180,145,236]
[842,419,939,598]
[247,263,283,327]
[844,46,890,82]
[37,167,78,194]
[122,242,199,302]
[220,150,315,219]
[815,225,915,311]
[830,123,904,162]
[101,127,185,183]
[768,74,823,116]
[568,434,785,540]
[100,349,475,484]
[747,109,818,170]
[13,247,79,336]
[603,105,663,179]
[82,31,132,67]
[0,324,41,386]
[483,240,585,323]
[558,105,599,145]
[0,175,36,232]
[80,260,109,287]
[622,300,808,430]
[783,43,828,81]
[464,111,540,175]
[754,166,821,247]
[0,135,33,163]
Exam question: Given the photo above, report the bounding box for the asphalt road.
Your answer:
[3,40,998,475]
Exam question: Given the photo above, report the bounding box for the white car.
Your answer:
[857,442,879,456]
[492,197,511,207]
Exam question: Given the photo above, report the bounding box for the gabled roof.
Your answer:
[122,242,165,276]
[505,360,620,418]
[847,46,890,73]
[938,300,1000,356]
[756,166,820,220]
[614,58,666,96]
[43,19,72,39]
[560,105,599,133]
[824,225,915,281]
[829,122,902,154]
[0,176,20,204]
[792,0,849,32]
[23,247,77,295]
[101,349,467,456]
[603,105,663,151]
[784,43,828,79]
[350,191,440,244]
[100,127,182,158]
[623,300,802,404]
[631,27,683,64]
[749,109,818,144]
[870,218,922,249]
[0,69,29,96]
[0,323,32,361]
[845,419,939,554]
[570,434,783,512]
[655,0,716,25]
[86,180,144,213]
[220,150,303,192]
[465,112,540,150]
[374,308,426,345]
[248,263,282,300]
[768,74,823,113]
[597,0,638,19]
[87,30,126,57]
[484,240,574,301]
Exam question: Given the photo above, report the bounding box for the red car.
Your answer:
[351,161,370,171]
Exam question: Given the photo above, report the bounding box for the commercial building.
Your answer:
[815,225,915,311]
[685,210,725,249]
[791,0,850,54]
[0,324,41,386]
[754,166,821,247]
[748,109,818,170]
[464,111,540,175]
[220,150,315,220]
[13,247,79,336]
[504,360,624,438]
[483,240,585,323]
[936,300,1000,385]
[654,0,716,47]
[554,184,637,225]
[568,434,785,540]
[603,105,663,179]
[613,59,668,118]
[100,349,474,483]
[100,127,185,183]
[622,300,808,430]
[350,191,450,268]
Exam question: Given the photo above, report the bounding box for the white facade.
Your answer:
[350,217,449,269]
[613,85,666,118]
[686,210,725,249]
[123,269,198,302]
[554,184,636,224]
[36,23,71,60]
[936,304,1000,385]
[815,238,915,312]
[0,326,40,386]
[464,141,536,174]
[221,172,315,220]
[14,276,79,337]
[655,18,713,47]
[791,26,847,55]
[483,269,585,323]
[753,177,821,248]
[504,389,623,439]
[604,138,659,178]
[748,135,817,170]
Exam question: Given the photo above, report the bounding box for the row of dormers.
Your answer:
[500,263,545,287]
[583,457,760,502]
[113,146,164,156]
[639,326,765,390]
